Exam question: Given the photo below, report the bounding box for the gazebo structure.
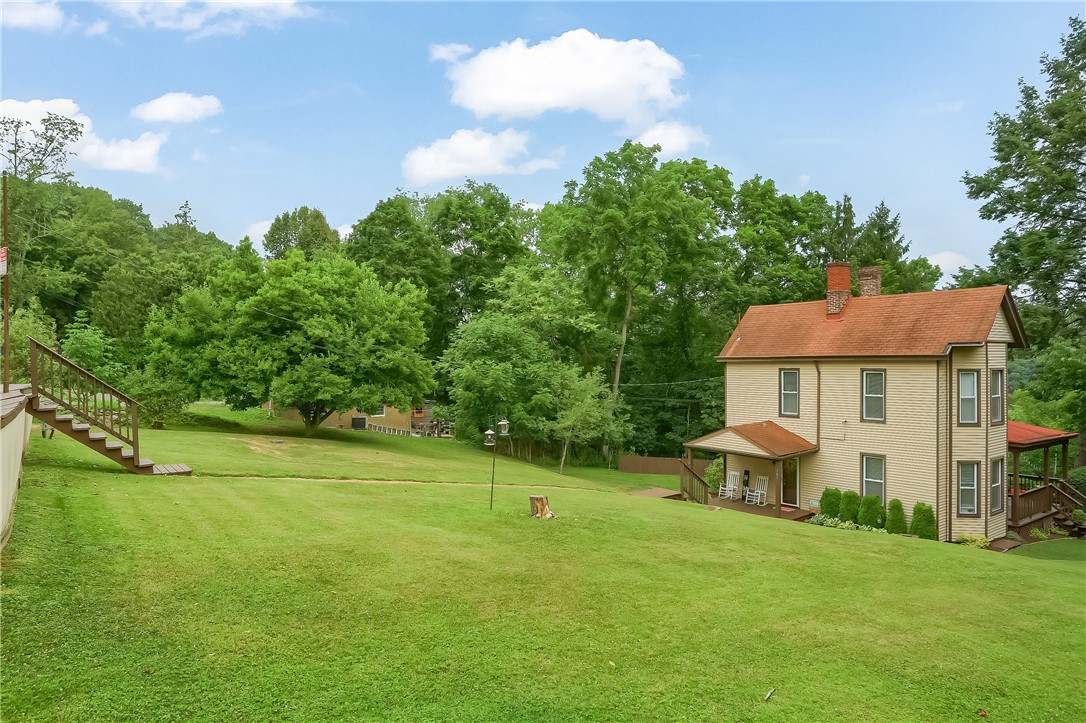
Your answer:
[1006,420,1082,531]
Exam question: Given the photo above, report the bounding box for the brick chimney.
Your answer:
[826,262,851,316]
[859,265,882,297]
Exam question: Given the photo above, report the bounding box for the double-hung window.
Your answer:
[990,370,1004,424]
[959,371,979,425]
[779,369,799,417]
[862,454,885,504]
[958,461,979,515]
[862,370,885,422]
[991,458,1004,514]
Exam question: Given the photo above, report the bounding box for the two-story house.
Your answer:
[685,263,1029,542]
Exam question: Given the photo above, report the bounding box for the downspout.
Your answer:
[935,359,941,540]
[947,352,954,542]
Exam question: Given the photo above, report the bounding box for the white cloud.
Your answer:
[430,43,472,63]
[336,223,353,239]
[436,29,685,128]
[192,150,207,161]
[929,250,973,277]
[926,100,965,115]
[798,174,811,188]
[243,219,273,254]
[132,92,223,123]
[85,19,110,36]
[634,121,708,158]
[402,128,557,187]
[103,1,313,39]
[1,1,64,31]
[0,97,167,173]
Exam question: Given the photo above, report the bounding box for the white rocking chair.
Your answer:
[719,470,741,500]
[745,475,769,506]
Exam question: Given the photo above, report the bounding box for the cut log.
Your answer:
[530,495,555,519]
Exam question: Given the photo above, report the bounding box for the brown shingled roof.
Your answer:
[719,286,1026,359]
[686,420,817,459]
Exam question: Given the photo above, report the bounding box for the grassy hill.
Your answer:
[2,410,1084,721]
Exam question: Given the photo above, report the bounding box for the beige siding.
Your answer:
[800,360,940,524]
[697,429,769,457]
[987,342,1008,539]
[950,345,991,538]
[724,454,779,504]
[725,362,817,442]
[936,359,949,541]
[272,405,413,431]
[988,309,1015,343]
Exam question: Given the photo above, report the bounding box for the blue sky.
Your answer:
[1,1,1080,278]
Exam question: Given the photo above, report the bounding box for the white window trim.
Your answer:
[991,370,1004,423]
[958,461,979,515]
[959,371,979,425]
[370,405,386,418]
[991,458,1004,514]
[779,369,800,417]
[862,370,885,422]
[862,454,886,504]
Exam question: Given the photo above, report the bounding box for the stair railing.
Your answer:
[679,458,711,505]
[28,337,139,461]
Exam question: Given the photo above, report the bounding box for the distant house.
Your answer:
[685,263,1079,542]
[267,402,441,436]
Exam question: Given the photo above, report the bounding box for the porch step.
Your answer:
[152,464,193,476]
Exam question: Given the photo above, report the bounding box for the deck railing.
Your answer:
[28,337,139,461]
[679,459,711,505]
[1011,485,1052,524]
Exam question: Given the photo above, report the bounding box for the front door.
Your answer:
[781,458,800,507]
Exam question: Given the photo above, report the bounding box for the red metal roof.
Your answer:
[1007,420,1079,449]
[686,420,817,458]
[720,286,1026,359]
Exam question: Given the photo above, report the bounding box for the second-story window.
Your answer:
[779,369,799,417]
[959,370,979,425]
[991,369,1004,424]
[862,370,885,421]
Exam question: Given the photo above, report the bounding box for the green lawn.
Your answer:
[1008,538,1086,562]
[2,414,1084,721]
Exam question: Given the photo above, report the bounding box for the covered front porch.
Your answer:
[681,420,818,519]
[1006,421,1083,534]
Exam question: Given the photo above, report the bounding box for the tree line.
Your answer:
[1,17,1081,474]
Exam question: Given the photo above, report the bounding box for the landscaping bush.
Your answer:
[1050,526,1069,537]
[806,514,888,533]
[1029,527,1050,541]
[955,534,990,549]
[885,499,908,534]
[703,457,724,489]
[819,487,842,518]
[857,495,885,528]
[839,491,861,523]
[909,502,938,540]
[1071,508,1086,526]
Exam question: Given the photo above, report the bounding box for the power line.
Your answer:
[619,376,721,387]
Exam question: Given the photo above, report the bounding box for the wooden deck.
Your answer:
[706,495,814,521]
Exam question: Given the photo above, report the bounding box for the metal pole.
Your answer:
[489,437,497,510]
[2,172,9,394]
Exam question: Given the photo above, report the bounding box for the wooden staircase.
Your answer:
[26,338,191,476]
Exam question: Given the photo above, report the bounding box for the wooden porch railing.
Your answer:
[1051,478,1086,511]
[1011,485,1052,525]
[29,337,139,461]
[679,459,711,505]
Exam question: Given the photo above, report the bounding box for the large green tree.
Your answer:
[262,206,341,260]
[962,16,1086,328]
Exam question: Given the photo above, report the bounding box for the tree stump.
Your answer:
[530,495,555,519]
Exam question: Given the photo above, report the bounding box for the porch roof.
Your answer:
[1007,420,1078,452]
[685,420,817,460]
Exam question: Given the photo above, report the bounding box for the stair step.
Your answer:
[88,432,106,442]
[55,414,73,423]
[72,423,90,432]
[152,464,193,476]
[135,458,154,468]
[121,449,133,459]
[104,441,123,450]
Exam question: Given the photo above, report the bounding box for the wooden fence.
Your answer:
[619,455,710,476]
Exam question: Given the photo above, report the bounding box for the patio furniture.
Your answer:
[720,470,741,500]
[745,475,769,506]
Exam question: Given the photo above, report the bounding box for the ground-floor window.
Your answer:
[958,461,979,515]
[861,454,885,504]
[990,458,1004,514]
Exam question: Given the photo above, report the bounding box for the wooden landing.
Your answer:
[630,487,683,500]
[152,463,193,476]
[988,538,1022,552]
[706,495,814,521]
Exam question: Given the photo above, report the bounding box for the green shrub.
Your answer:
[819,488,842,518]
[122,369,195,430]
[1050,526,1070,537]
[1071,508,1086,526]
[857,495,885,528]
[885,499,908,534]
[806,515,888,533]
[839,491,861,523]
[1006,530,1023,542]
[703,457,724,489]
[1029,527,1050,541]
[955,534,990,549]
[909,502,938,540]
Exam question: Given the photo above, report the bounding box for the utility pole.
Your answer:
[2,172,10,393]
